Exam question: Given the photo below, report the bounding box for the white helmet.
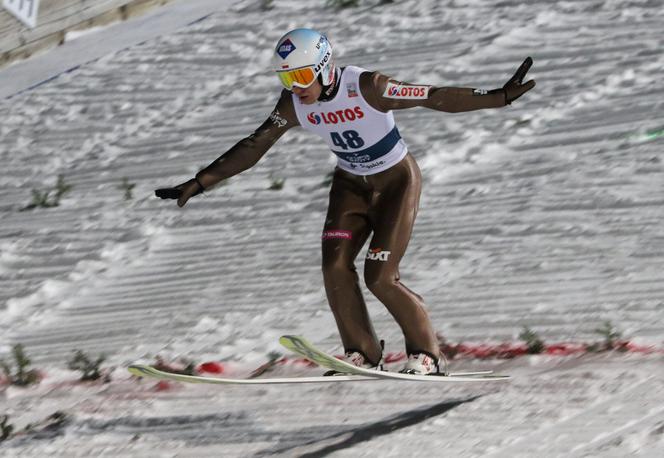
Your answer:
[273,28,335,90]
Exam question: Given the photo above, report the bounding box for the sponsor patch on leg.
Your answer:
[366,248,391,261]
[322,230,352,240]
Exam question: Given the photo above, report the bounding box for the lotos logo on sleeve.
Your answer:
[383,82,430,99]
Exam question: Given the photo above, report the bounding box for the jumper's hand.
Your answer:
[503,57,536,104]
[155,187,181,200]
[155,178,204,207]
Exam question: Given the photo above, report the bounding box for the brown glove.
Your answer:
[502,57,536,104]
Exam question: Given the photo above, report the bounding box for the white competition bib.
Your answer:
[293,66,408,175]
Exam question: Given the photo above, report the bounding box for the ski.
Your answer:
[128,364,379,385]
[128,336,509,386]
[279,335,510,382]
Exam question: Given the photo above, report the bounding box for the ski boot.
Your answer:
[400,350,449,376]
[324,341,384,376]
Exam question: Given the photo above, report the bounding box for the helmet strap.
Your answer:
[318,66,341,102]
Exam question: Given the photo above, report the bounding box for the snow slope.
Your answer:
[1,0,663,456]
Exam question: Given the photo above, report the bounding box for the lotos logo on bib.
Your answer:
[384,82,430,99]
[307,113,322,124]
[306,106,365,125]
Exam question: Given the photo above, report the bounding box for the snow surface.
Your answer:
[1,0,664,456]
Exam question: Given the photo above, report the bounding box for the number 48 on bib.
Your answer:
[330,130,365,150]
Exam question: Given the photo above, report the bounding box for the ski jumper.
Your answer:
[290,66,433,362]
[193,65,513,363]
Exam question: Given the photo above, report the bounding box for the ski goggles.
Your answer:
[276,66,317,90]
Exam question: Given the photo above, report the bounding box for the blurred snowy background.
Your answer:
[1,0,663,456]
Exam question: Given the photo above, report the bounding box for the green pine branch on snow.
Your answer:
[67,350,108,382]
[1,415,14,442]
[326,0,360,8]
[21,175,72,211]
[519,326,545,354]
[588,320,627,352]
[118,177,136,201]
[0,344,40,387]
